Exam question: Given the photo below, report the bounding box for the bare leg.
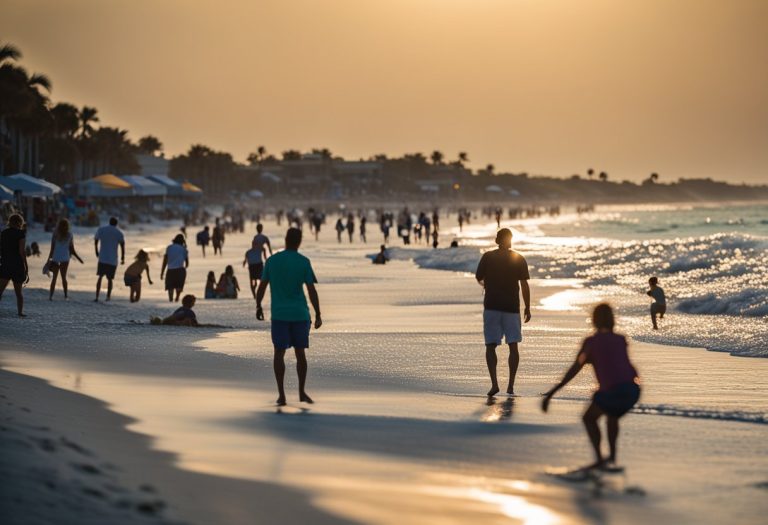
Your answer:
[250,280,257,299]
[167,288,173,302]
[485,344,500,396]
[60,264,69,299]
[0,278,8,299]
[295,348,313,403]
[607,416,619,463]
[106,278,113,301]
[273,347,287,405]
[12,281,24,317]
[95,275,103,301]
[507,343,520,394]
[651,305,658,329]
[135,280,142,302]
[582,402,605,467]
[49,265,60,300]
[175,289,182,302]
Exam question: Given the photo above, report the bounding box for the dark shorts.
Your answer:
[248,263,264,280]
[50,261,69,272]
[124,275,140,286]
[0,264,26,284]
[271,320,311,351]
[651,303,666,315]
[165,268,186,291]
[594,382,641,417]
[97,262,117,279]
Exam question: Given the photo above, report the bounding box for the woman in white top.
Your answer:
[47,218,83,300]
[160,233,189,302]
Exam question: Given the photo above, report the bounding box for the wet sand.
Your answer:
[2,217,767,524]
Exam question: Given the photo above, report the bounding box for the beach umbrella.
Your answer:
[147,174,183,196]
[485,184,503,193]
[0,173,61,198]
[80,174,134,197]
[119,175,167,197]
[0,183,14,202]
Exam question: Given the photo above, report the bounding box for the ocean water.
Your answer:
[390,202,768,357]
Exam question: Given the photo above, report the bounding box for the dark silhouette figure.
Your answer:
[256,228,322,406]
[94,217,125,302]
[646,276,667,330]
[196,225,210,257]
[542,303,640,471]
[373,245,389,265]
[476,229,531,396]
[0,214,28,316]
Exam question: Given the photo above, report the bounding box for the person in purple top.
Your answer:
[542,303,640,471]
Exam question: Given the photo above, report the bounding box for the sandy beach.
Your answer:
[2,214,767,525]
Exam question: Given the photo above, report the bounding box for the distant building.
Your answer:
[137,154,170,177]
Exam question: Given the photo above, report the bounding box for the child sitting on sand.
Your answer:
[372,245,389,265]
[646,276,666,330]
[204,271,217,299]
[124,250,153,303]
[542,303,640,472]
[151,294,198,326]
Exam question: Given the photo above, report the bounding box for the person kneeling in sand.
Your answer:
[542,303,641,472]
[151,294,199,326]
[372,244,389,265]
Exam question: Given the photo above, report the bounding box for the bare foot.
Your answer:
[93,298,99,302]
[506,387,515,396]
[487,385,500,397]
[276,396,287,406]
[299,393,314,404]
[18,313,27,318]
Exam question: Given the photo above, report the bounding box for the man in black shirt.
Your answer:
[475,228,531,396]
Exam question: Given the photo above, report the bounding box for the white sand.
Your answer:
[2,215,767,524]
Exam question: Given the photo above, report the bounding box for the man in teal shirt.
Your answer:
[256,228,322,406]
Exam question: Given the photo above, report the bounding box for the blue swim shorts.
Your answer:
[271,320,311,350]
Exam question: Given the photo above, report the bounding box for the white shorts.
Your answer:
[483,310,522,345]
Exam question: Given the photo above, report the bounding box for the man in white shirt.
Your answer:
[160,234,189,302]
[94,217,125,302]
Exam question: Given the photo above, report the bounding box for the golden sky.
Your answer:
[3,0,767,182]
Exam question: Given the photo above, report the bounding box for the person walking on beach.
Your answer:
[124,250,153,303]
[475,228,531,396]
[256,227,322,406]
[196,225,210,257]
[542,303,640,472]
[252,223,272,261]
[346,213,355,243]
[647,276,666,330]
[335,218,344,243]
[212,218,224,256]
[160,234,189,302]
[47,218,83,300]
[0,214,28,317]
[360,216,367,243]
[94,217,125,302]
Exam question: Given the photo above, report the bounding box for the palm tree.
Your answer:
[457,151,468,166]
[587,168,595,179]
[0,45,52,175]
[650,172,659,183]
[430,150,443,165]
[599,171,608,182]
[486,163,495,175]
[282,149,301,161]
[257,145,266,161]
[77,106,99,139]
[137,135,163,155]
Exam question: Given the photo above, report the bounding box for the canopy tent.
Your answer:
[182,181,203,196]
[147,175,183,196]
[80,174,135,197]
[120,175,167,197]
[0,174,62,198]
[260,171,282,183]
[0,183,14,202]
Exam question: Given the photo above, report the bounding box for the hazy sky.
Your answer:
[3,0,767,183]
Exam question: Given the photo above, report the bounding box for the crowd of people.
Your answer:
[0,206,670,475]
